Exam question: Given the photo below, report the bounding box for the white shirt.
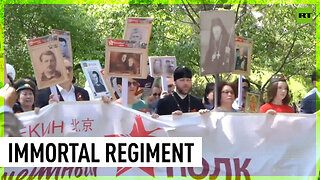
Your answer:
[56,85,76,102]
[232,98,241,110]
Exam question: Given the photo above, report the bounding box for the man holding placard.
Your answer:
[35,60,89,108]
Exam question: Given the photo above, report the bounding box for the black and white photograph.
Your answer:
[90,71,106,93]
[105,39,148,79]
[27,35,68,89]
[80,60,115,99]
[51,29,73,62]
[109,52,141,75]
[200,11,235,75]
[149,56,176,77]
[124,17,153,43]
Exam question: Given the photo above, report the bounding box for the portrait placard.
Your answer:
[149,56,177,77]
[105,39,148,79]
[245,92,260,113]
[123,17,153,43]
[80,60,115,100]
[233,37,252,76]
[136,75,155,99]
[200,11,235,75]
[51,29,73,63]
[27,35,68,89]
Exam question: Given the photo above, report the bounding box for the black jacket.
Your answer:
[156,92,205,115]
[35,85,89,108]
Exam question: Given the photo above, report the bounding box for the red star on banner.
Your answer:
[105,115,162,177]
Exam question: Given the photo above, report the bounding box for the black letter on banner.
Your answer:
[78,144,90,162]
[46,143,56,162]
[184,143,194,162]
[69,143,79,162]
[31,143,44,162]
[162,143,170,162]
[188,158,209,178]
[118,143,126,162]
[15,143,28,162]
[91,143,100,162]
[105,143,116,162]
[140,143,144,162]
[234,158,251,180]
[128,143,138,162]
[58,143,69,162]
[209,158,232,180]
[146,143,159,162]
[172,143,183,162]
[9,143,12,162]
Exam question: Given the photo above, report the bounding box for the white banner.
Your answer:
[2,101,317,178]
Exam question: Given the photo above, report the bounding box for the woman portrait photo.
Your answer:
[152,59,162,76]
[90,71,106,93]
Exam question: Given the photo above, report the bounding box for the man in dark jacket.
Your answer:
[35,59,89,109]
[300,70,319,114]
[156,66,204,115]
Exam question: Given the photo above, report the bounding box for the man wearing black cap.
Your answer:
[300,70,319,113]
[156,66,204,115]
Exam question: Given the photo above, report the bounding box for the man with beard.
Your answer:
[156,66,204,115]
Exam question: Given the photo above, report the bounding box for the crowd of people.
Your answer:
[1,60,318,136]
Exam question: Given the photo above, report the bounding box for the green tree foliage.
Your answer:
[4,4,316,103]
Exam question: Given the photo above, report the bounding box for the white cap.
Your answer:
[6,64,16,81]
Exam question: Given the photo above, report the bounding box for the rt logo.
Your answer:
[297,8,313,23]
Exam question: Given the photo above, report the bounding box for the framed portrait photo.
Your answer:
[149,56,177,77]
[244,92,260,113]
[51,29,73,63]
[105,39,148,79]
[27,35,68,89]
[123,17,153,43]
[200,11,235,75]
[80,60,115,100]
[233,37,253,76]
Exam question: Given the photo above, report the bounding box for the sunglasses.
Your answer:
[128,81,138,86]
[153,93,161,96]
